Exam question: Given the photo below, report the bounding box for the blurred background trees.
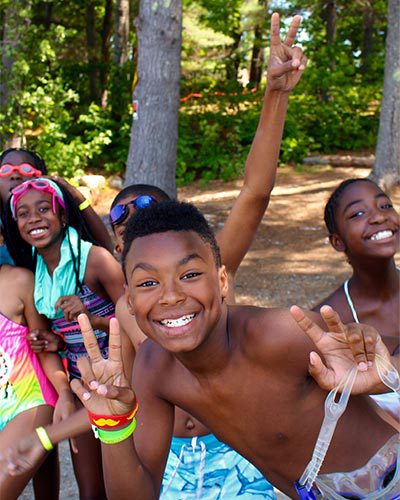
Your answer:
[0,0,398,188]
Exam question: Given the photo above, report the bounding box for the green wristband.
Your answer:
[96,418,137,445]
[36,426,54,451]
[79,198,91,211]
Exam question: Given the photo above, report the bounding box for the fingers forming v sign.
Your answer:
[70,314,135,416]
[290,305,388,393]
[268,12,307,92]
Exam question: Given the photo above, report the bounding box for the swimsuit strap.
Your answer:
[343,280,360,324]
[344,267,400,325]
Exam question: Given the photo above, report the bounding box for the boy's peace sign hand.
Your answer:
[70,314,135,416]
[291,305,391,394]
[267,13,307,92]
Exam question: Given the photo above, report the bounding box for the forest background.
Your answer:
[0,0,397,188]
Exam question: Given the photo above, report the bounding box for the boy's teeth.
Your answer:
[160,314,195,327]
[370,230,393,241]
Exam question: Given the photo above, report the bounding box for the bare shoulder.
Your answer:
[2,265,34,292]
[87,245,116,265]
[232,305,317,371]
[0,266,35,320]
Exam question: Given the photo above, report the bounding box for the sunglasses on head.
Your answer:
[0,163,42,178]
[11,179,66,219]
[109,195,157,226]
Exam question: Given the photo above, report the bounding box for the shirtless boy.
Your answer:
[7,200,398,499]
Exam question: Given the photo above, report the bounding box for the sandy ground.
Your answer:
[20,165,399,499]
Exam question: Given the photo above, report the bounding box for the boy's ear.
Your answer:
[124,284,135,316]
[329,233,346,252]
[218,265,229,301]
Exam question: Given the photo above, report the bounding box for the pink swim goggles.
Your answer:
[0,163,42,178]
[10,178,66,219]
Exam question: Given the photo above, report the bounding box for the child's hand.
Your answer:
[27,329,64,353]
[70,314,135,416]
[53,390,76,424]
[55,295,89,323]
[50,176,86,205]
[0,433,46,479]
[290,305,391,394]
[266,13,307,93]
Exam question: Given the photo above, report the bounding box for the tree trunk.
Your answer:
[86,0,99,102]
[125,0,182,197]
[249,27,264,88]
[0,1,30,148]
[248,0,267,88]
[318,0,336,102]
[114,0,130,65]
[321,0,336,43]
[361,0,373,78]
[100,0,113,108]
[372,0,400,189]
[225,33,241,83]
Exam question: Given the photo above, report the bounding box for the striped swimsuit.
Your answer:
[51,284,115,379]
[0,312,57,430]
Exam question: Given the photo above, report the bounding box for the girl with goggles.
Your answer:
[0,148,113,253]
[3,177,125,500]
[10,178,66,218]
[0,163,42,178]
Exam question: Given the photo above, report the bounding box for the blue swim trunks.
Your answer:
[160,433,276,499]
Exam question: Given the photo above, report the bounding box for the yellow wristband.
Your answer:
[79,198,91,211]
[35,426,54,451]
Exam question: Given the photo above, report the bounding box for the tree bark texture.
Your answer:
[86,0,99,102]
[248,0,267,88]
[0,1,30,148]
[125,0,182,197]
[361,0,373,78]
[225,32,241,82]
[249,22,264,87]
[320,0,336,43]
[100,0,113,107]
[114,0,130,65]
[372,0,400,189]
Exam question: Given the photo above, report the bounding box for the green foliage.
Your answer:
[177,90,260,184]
[0,0,388,183]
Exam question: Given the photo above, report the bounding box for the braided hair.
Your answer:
[3,180,97,294]
[324,178,375,235]
[0,148,48,174]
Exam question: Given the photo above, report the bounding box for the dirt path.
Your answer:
[20,165,399,499]
[178,165,399,309]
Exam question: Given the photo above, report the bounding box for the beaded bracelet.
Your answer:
[35,427,54,452]
[93,418,137,444]
[88,401,138,430]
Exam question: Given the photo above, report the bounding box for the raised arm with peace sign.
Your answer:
[267,13,307,92]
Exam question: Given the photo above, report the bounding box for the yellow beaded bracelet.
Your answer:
[79,198,91,211]
[35,426,54,452]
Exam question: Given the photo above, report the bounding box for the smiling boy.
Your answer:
[2,200,399,499]
[59,200,398,500]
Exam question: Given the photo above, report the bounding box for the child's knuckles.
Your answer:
[364,334,375,350]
